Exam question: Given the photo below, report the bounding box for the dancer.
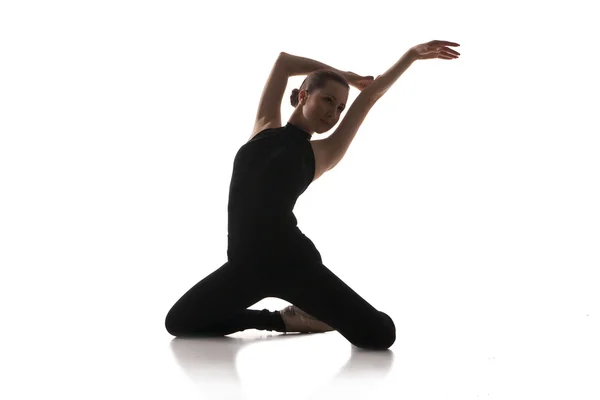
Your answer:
[165,40,460,350]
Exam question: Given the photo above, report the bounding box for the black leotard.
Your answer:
[166,122,396,349]
[226,122,321,265]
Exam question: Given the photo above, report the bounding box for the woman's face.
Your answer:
[301,81,349,134]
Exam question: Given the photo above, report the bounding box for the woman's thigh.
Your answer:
[165,261,270,336]
[268,261,396,350]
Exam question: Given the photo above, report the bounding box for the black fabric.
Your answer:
[165,122,395,350]
[226,122,318,265]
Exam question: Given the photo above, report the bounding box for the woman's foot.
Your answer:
[279,305,334,333]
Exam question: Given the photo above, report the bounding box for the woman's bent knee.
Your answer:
[165,308,192,336]
[379,311,396,348]
[165,311,180,336]
[165,309,230,337]
[353,311,396,350]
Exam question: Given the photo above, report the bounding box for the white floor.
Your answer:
[2,283,598,400]
[3,1,599,398]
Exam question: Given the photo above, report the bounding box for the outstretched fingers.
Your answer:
[432,40,461,47]
[435,46,460,60]
[442,46,461,57]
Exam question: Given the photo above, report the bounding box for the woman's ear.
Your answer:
[299,90,308,104]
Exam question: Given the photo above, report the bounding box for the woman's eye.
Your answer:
[327,98,343,111]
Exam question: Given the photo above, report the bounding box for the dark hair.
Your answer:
[290,69,349,108]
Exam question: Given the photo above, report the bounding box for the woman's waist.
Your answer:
[228,225,302,241]
[228,213,298,232]
[227,229,320,263]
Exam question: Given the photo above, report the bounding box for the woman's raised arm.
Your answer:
[369,40,460,101]
[324,40,460,172]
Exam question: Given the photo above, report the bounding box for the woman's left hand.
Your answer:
[343,71,376,92]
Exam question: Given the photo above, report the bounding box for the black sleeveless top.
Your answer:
[226,122,321,264]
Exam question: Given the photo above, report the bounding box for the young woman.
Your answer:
[165,40,460,350]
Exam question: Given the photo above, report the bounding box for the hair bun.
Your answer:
[290,88,300,107]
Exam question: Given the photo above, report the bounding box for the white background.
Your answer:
[1,0,598,399]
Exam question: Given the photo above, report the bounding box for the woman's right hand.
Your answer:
[410,40,461,60]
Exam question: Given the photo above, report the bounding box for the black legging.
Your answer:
[165,253,396,350]
[165,124,395,350]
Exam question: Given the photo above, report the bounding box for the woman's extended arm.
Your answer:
[324,40,460,171]
[365,50,418,101]
[280,52,346,77]
[280,52,373,91]
[367,40,460,101]
[321,50,420,171]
